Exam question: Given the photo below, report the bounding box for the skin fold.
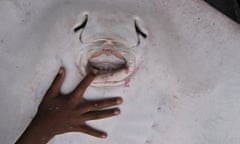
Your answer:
[15,67,123,144]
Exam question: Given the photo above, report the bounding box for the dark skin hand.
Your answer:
[16,67,123,144]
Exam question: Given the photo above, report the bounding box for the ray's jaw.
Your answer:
[88,60,128,74]
[76,44,136,87]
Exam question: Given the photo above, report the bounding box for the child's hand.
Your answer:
[16,67,123,144]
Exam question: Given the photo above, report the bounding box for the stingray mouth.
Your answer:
[89,61,127,73]
[76,42,137,87]
[88,50,128,74]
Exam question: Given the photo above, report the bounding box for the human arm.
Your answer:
[15,67,122,144]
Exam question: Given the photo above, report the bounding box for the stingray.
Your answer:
[1,0,240,144]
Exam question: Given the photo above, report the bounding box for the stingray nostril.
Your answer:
[73,13,89,43]
[132,18,148,47]
[73,14,88,33]
[134,19,148,39]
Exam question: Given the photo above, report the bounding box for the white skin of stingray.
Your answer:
[1,0,240,144]
[74,12,147,87]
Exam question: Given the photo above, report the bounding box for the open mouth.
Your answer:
[76,41,137,87]
[88,54,127,74]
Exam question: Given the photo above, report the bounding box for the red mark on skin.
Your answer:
[124,78,131,87]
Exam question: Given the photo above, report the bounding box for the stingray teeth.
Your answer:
[89,61,126,72]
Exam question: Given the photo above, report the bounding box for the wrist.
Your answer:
[16,115,55,144]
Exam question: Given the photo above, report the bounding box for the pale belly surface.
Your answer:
[1,0,240,144]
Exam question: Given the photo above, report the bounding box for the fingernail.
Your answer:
[114,109,120,115]
[92,68,99,75]
[101,134,107,139]
[116,98,123,104]
[59,67,64,75]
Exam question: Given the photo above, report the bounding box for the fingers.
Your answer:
[78,124,107,138]
[46,67,65,97]
[82,108,120,121]
[70,73,96,105]
[84,97,123,112]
